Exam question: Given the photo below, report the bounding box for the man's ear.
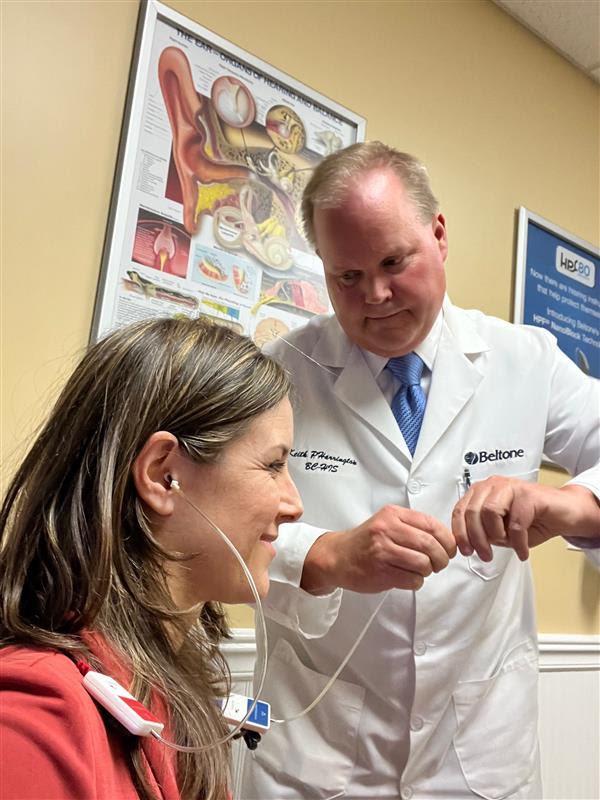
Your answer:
[432,212,448,261]
[132,431,179,516]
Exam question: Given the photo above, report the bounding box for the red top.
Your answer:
[0,640,181,799]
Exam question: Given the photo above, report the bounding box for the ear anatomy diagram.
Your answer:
[158,47,317,272]
[95,12,361,348]
[212,183,292,271]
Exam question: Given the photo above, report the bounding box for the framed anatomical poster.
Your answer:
[91,0,365,344]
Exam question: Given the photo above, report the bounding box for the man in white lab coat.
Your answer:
[241,142,600,800]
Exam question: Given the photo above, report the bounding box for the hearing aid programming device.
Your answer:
[218,693,271,734]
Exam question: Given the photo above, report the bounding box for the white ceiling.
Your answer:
[492,0,600,83]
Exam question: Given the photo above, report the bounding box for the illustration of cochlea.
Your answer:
[260,236,292,270]
[210,76,256,128]
[213,185,293,271]
[213,206,244,249]
[265,105,306,154]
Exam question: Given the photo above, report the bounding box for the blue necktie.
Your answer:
[386,353,426,455]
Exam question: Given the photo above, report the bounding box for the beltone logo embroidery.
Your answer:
[555,246,595,289]
[464,448,525,465]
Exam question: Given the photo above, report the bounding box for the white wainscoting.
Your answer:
[537,635,600,800]
[223,630,600,800]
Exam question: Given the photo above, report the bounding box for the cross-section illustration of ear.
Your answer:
[158,47,249,234]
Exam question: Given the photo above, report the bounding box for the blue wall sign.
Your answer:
[514,207,600,378]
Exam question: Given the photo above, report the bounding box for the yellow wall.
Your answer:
[2,0,598,633]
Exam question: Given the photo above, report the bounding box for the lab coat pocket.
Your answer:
[467,469,539,581]
[251,637,365,798]
[452,640,538,800]
[467,547,513,581]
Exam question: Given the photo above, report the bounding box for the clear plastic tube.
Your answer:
[154,479,388,748]
[152,483,269,753]
[270,589,389,724]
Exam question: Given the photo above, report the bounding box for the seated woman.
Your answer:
[0,317,302,800]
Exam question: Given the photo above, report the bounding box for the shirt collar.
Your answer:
[362,309,443,380]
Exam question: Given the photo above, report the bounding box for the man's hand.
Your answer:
[452,478,600,562]
[301,505,457,595]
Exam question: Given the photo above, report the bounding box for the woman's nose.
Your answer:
[278,474,303,523]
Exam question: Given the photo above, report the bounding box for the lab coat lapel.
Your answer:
[334,347,408,457]
[412,304,488,471]
[312,319,408,457]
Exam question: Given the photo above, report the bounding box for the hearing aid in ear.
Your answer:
[166,475,181,492]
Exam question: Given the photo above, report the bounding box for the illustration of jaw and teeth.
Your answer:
[158,47,252,236]
[153,223,176,271]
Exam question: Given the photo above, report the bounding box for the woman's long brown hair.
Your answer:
[0,317,291,800]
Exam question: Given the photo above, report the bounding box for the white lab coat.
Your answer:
[241,299,600,800]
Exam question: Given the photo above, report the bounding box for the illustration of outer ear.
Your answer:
[158,47,250,235]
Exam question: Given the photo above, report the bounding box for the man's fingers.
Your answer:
[396,509,457,560]
[415,527,453,572]
[504,489,537,560]
[465,506,493,561]
[353,506,457,591]
[480,496,510,545]
[428,517,458,561]
[391,571,425,591]
[452,478,546,563]
[384,536,447,575]
[451,499,473,557]
[506,522,529,560]
[454,486,495,561]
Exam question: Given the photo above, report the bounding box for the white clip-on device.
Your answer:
[82,669,164,737]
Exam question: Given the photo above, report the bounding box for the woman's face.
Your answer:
[162,397,303,607]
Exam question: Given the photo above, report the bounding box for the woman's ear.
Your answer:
[132,431,179,515]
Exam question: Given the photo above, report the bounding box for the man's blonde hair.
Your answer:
[301,140,439,247]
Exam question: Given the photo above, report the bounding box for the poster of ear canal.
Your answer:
[108,17,362,346]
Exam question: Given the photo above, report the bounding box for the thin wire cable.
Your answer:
[267,334,392,723]
[273,334,338,376]
[151,482,269,753]
[270,589,389,724]
[152,475,390,744]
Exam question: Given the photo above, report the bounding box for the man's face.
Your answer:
[313,168,448,357]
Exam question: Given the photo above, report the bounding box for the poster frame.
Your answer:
[513,206,599,377]
[514,206,600,471]
[90,0,366,342]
